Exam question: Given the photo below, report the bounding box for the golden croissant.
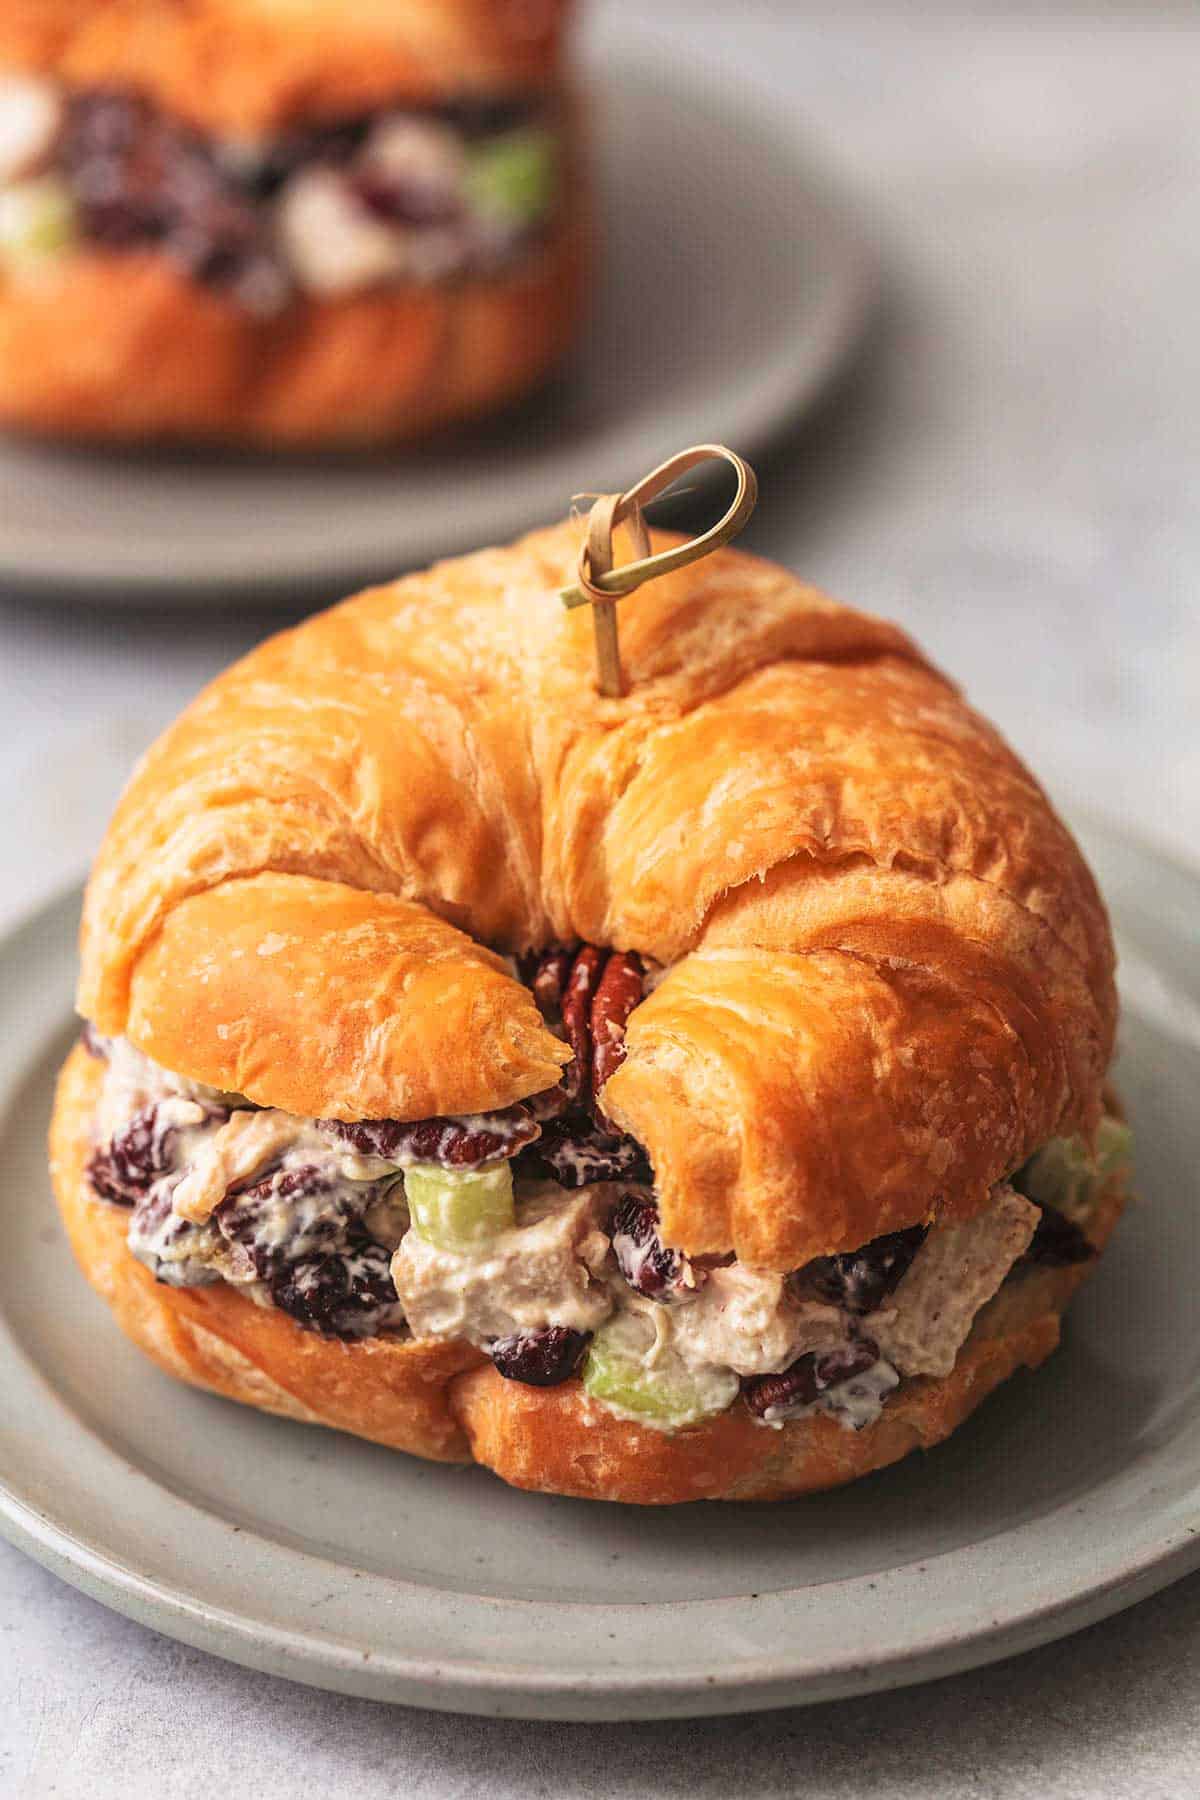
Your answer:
[49,520,1130,1503]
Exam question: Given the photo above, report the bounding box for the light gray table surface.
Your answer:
[2,3,1198,1795]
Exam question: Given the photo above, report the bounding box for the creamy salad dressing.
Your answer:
[86,1034,1075,1432]
[126,1184,225,1289]
[590,1270,899,1432]
[171,1110,398,1223]
[93,1031,230,1139]
[88,1036,407,1334]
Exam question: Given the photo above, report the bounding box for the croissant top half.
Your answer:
[78,522,1116,1269]
[3,0,573,135]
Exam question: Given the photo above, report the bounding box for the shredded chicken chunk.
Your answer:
[392,1187,613,1346]
[866,1185,1039,1377]
[667,1266,850,1378]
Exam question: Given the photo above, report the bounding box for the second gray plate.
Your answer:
[0,59,876,601]
[0,819,1198,1718]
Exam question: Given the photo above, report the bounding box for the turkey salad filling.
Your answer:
[80,1025,1131,1436]
[0,74,563,312]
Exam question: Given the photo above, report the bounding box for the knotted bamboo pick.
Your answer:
[560,444,759,697]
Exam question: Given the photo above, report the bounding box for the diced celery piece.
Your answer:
[403,1160,514,1252]
[464,128,557,226]
[1016,1136,1092,1212]
[0,175,76,266]
[582,1319,738,1428]
[1096,1115,1134,1176]
[1017,1116,1134,1214]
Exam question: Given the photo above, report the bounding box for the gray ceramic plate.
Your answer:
[0,816,1196,1721]
[0,60,875,603]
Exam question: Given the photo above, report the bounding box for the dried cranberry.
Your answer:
[268,1234,400,1339]
[590,951,643,1113]
[172,211,286,308]
[519,1118,651,1189]
[742,1340,881,1420]
[87,1103,176,1205]
[814,1340,883,1389]
[1021,1202,1095,1267]
[215,1164,350,1278]
[489,1326,590,1387]
[246,117,370,197]
[61,88,286,309]
[792,1225,926,1315]
[320,1106,538,1168]
[611,1195,694,1300]
[352,168,462,228]
[67,89,143,158]
[64,90,181,245]
[87,1148,136,1206]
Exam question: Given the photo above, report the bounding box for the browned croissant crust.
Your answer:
[51,1042,1127,1501]
[77,521,1116,1269]
[125,874,570,1121]
[2,0,573,131]
[0,178,586,449]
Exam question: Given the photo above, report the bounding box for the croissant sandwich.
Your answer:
[49,515,1131,1504]
[0,1,585,445]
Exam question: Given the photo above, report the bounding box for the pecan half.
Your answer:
[590,950,644,1116]
[742,1341,881,1421]
[320,1107,538,1169]
[514,941,652,1183]
[522,944,576,1027]
[560,943,605,1106]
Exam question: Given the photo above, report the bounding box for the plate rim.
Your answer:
[3,1474,1200,1721]
[0,51,878,600]
[1,811,1198,1720]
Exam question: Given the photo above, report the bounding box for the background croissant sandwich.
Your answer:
[0,0,586,445]
[49,516,1132,1504]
